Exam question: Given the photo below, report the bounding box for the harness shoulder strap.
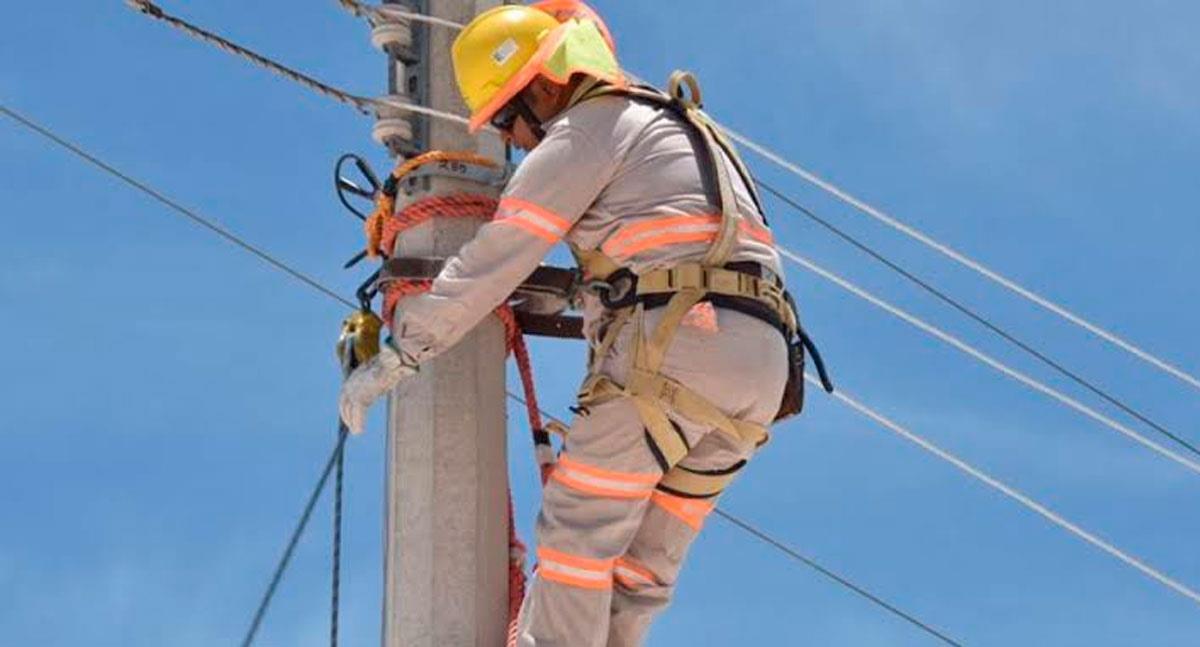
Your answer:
[580,76,766,225]
[577,73,757,267]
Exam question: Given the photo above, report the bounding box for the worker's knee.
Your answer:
[538,458,655,559]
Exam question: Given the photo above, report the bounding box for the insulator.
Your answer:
[370,18,414,57]
[372,93,416,150]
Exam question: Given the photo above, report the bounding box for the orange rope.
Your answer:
[378,194,496,325]
[374,169,551,644]
[364,151,499,259]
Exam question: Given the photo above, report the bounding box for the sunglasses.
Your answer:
[490,101,521,132]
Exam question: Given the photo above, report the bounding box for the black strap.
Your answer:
[631,265,835,394]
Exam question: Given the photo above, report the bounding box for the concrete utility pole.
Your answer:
[376,1,509,646]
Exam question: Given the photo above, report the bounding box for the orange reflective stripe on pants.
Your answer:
[537,547,615,591]
[651,491,716,531]
[550,454,659,500]
[614,556,658,590]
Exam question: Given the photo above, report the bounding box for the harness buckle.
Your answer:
[594,267,639,309]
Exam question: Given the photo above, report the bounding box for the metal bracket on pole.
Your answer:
[373,0,430,157]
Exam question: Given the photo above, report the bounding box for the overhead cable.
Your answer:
[759,181,1198,459]
[0,105,356,310]
[817,375,1200,608]
[340,0,469,31]
[778,246,1200,477]
[2,105,954,643]
[125,0,482,131]
[241,428,349,647]
[711,509,962,646]
[727,128,1200,393]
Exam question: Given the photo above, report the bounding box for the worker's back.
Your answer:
[502,93,783,335]
[565,95,777,267]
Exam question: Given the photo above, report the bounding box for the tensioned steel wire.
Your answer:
[330,0,1200,394]
[725,128,1200,394]
[125,0,481,130]
[758,180,1197,459]
[0,104,960,645]
[778,246,1200,477]
[813,376,1200,607]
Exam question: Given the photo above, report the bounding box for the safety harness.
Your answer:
[567,72,833,500]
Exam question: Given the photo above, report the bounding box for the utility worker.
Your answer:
[341,3,822,645]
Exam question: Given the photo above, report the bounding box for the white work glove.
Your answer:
[338,342,417,435]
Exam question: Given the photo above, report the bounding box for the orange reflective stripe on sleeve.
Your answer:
[495,196,572,243]
[601,214,775,260]
[614,556,658,590]
[651,491,716,531]
[550,454,659,500]
[537,547,615,591]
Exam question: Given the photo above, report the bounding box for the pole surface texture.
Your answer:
[381,1,509,646]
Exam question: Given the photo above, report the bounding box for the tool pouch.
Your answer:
[774,338,806,422]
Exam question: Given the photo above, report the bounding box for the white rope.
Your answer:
[369,95,474,128]
[814,375,1200,608]
[780,247,1200,477]
[369,5,466,31]
[730,128,1200,393]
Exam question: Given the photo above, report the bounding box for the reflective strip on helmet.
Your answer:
[614,556,658,590]
[550,454,659,499]
[601,214,775,260]
[537,547,614,590]
[495,196,571,243]
[651,490,716,531]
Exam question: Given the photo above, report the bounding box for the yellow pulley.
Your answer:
[336,309,384,376]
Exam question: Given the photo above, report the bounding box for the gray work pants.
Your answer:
[515,306,789,646]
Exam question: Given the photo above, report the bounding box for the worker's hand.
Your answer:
[338,343,417,435]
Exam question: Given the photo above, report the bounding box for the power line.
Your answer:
[0,104,356,310]
[818,375,1200,608]
[713,509,963,646]
[725,128,1200,393]
[759,180,1199,459]
[126,0,485,131]
[241,428,349,647]
[338,0,467,31]
[126,0,372,115]
[778,246,1200,478]
[2,105,957,643]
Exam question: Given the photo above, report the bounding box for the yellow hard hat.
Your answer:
[452,4,625,132]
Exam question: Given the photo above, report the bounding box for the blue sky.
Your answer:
[3,1,1199,645]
